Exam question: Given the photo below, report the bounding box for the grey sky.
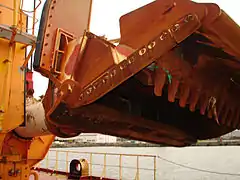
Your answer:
[22,0,240,98]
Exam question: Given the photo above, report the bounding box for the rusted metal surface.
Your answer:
[118,0,206,49]
[35,0,240,146]
[62,13,200,108]
[34,0,92,75]
[49,103,195,147]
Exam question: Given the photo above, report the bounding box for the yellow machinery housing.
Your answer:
[0,0,54,179]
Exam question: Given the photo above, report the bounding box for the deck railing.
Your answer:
[35,149,158,180]
[0,0,40,35]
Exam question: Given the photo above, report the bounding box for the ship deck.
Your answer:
[32,149,157,180]
[30,173,67,180]
[30,173,116,180]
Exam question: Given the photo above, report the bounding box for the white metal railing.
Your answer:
[35,149,158,180]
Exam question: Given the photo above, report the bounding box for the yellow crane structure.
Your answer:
[0,0,240,179]
[0,1,55,179]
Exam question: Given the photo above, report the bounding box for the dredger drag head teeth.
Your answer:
[189,88,201,112]
[154,67,167,96]
[199,94,209,115]
[179,85,190,108]
[168,78,180,102]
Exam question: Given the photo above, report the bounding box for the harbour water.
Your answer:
[40,146,240,180]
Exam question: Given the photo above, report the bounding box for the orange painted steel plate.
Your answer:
[35,0,92,73]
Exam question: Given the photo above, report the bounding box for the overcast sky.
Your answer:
[23,0,240,98]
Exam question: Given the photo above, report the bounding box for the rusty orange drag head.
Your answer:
[35,0,240,147]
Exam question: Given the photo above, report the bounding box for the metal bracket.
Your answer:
[0,24,36,45]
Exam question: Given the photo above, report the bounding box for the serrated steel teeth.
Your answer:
[189,89,201,112]
[179,85,190,108]
[168,78,179,102]
[200,94,209,115]
[206,96,217,121]
[214,110,220,125]
[216,99,225,124]
[207,108,220,125]
[154,67,166,96]
[211,97,220,125]
[207,109,213,119]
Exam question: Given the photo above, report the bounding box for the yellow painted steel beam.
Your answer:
[0,1,55,179]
